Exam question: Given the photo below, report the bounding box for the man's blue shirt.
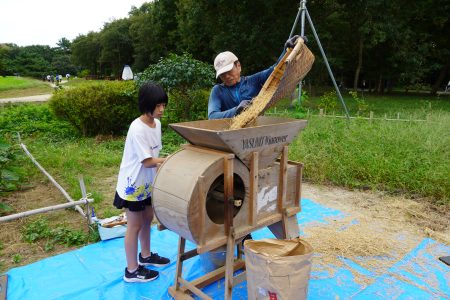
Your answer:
[208,66,274,119]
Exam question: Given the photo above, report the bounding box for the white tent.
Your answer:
[121,65,133,80]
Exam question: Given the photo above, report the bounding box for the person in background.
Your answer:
[208,35,303,119]
[113,82,170,282]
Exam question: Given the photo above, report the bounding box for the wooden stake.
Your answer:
[79,175,91,227]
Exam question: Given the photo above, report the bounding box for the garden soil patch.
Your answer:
[0,183,88,272]
[1,181,449,277]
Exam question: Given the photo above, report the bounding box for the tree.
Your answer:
[176,0,298,74]
[137,53,215,121]
[51,54,77,76]
[129,0,179,71]
[71,32,101,75]
[9,45,54,77]
[129,2,155,71]
[99,18,134,76]
[56,38,72,54]
[0,44,14,76]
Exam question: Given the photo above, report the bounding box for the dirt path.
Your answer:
[1,182,449,274]
[0,94,52,104]
[0,80,68,104]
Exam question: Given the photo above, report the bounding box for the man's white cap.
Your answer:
[214,51,238,78]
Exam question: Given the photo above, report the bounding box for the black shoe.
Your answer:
[123,265,159,283]
[139,252,170,267]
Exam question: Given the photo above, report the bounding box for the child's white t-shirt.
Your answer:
[116,118,162,201]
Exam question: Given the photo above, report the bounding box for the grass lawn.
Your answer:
[278,89,450,119]
[1,93,448,208]
[0,76,53,98]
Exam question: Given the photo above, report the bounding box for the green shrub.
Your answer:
[22,217,98,248]
[0,138,25,195]
[0,103,77,141]
[165,89,210,123]
[318,90,338,112]
[137,53,215,122]
[348,91,368,115]
[49,81,139,136]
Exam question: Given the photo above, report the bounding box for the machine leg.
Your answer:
[174,237,186,291]
[224,227,236,300]
[268,215,299,239]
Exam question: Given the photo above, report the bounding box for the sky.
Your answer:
[0,0,149,47]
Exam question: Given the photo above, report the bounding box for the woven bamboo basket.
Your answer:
[230,39,315,129]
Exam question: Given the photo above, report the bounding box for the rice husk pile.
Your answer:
[301,182,450,287]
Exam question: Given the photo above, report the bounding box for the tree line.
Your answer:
[0,0,448,93]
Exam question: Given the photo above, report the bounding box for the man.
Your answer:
[207,36,303,245]
[208,35,302,120]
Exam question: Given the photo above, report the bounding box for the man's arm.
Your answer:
[208,86,238,119]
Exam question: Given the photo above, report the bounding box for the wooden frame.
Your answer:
[168,145,300,299]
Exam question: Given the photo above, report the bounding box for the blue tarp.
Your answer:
[5,198,449,299]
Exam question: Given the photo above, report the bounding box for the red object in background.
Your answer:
[268,291,278,300]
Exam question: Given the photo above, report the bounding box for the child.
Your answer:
[113,82,170,282]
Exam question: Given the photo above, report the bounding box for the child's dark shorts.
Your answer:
[113,192,152,212]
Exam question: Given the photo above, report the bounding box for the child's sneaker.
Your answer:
[123,265,159,283]
[139,252,170,267]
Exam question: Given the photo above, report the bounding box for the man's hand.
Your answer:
[284,35,308,49]
[236,100,252,115]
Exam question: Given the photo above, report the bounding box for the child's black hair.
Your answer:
[138,82,168,114]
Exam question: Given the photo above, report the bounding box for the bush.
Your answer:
[77,69,90,78]
[165,89,210,123]
[0,103,77,141]
[49,81,139,136]
[318,90,338,112]
[137,53,215,122]
[0,139,24,196]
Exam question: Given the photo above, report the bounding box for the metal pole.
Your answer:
[305,9,350,119]
[297,0,307,106]
[288,2,302,39]
[0,198,93,223]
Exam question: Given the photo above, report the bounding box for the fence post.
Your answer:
[369,111,374,122]
[319,108,324,117]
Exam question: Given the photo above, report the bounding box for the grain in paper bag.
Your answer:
[244,238,313,300]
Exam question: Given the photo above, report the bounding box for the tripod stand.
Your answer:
[290,0,350,118]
